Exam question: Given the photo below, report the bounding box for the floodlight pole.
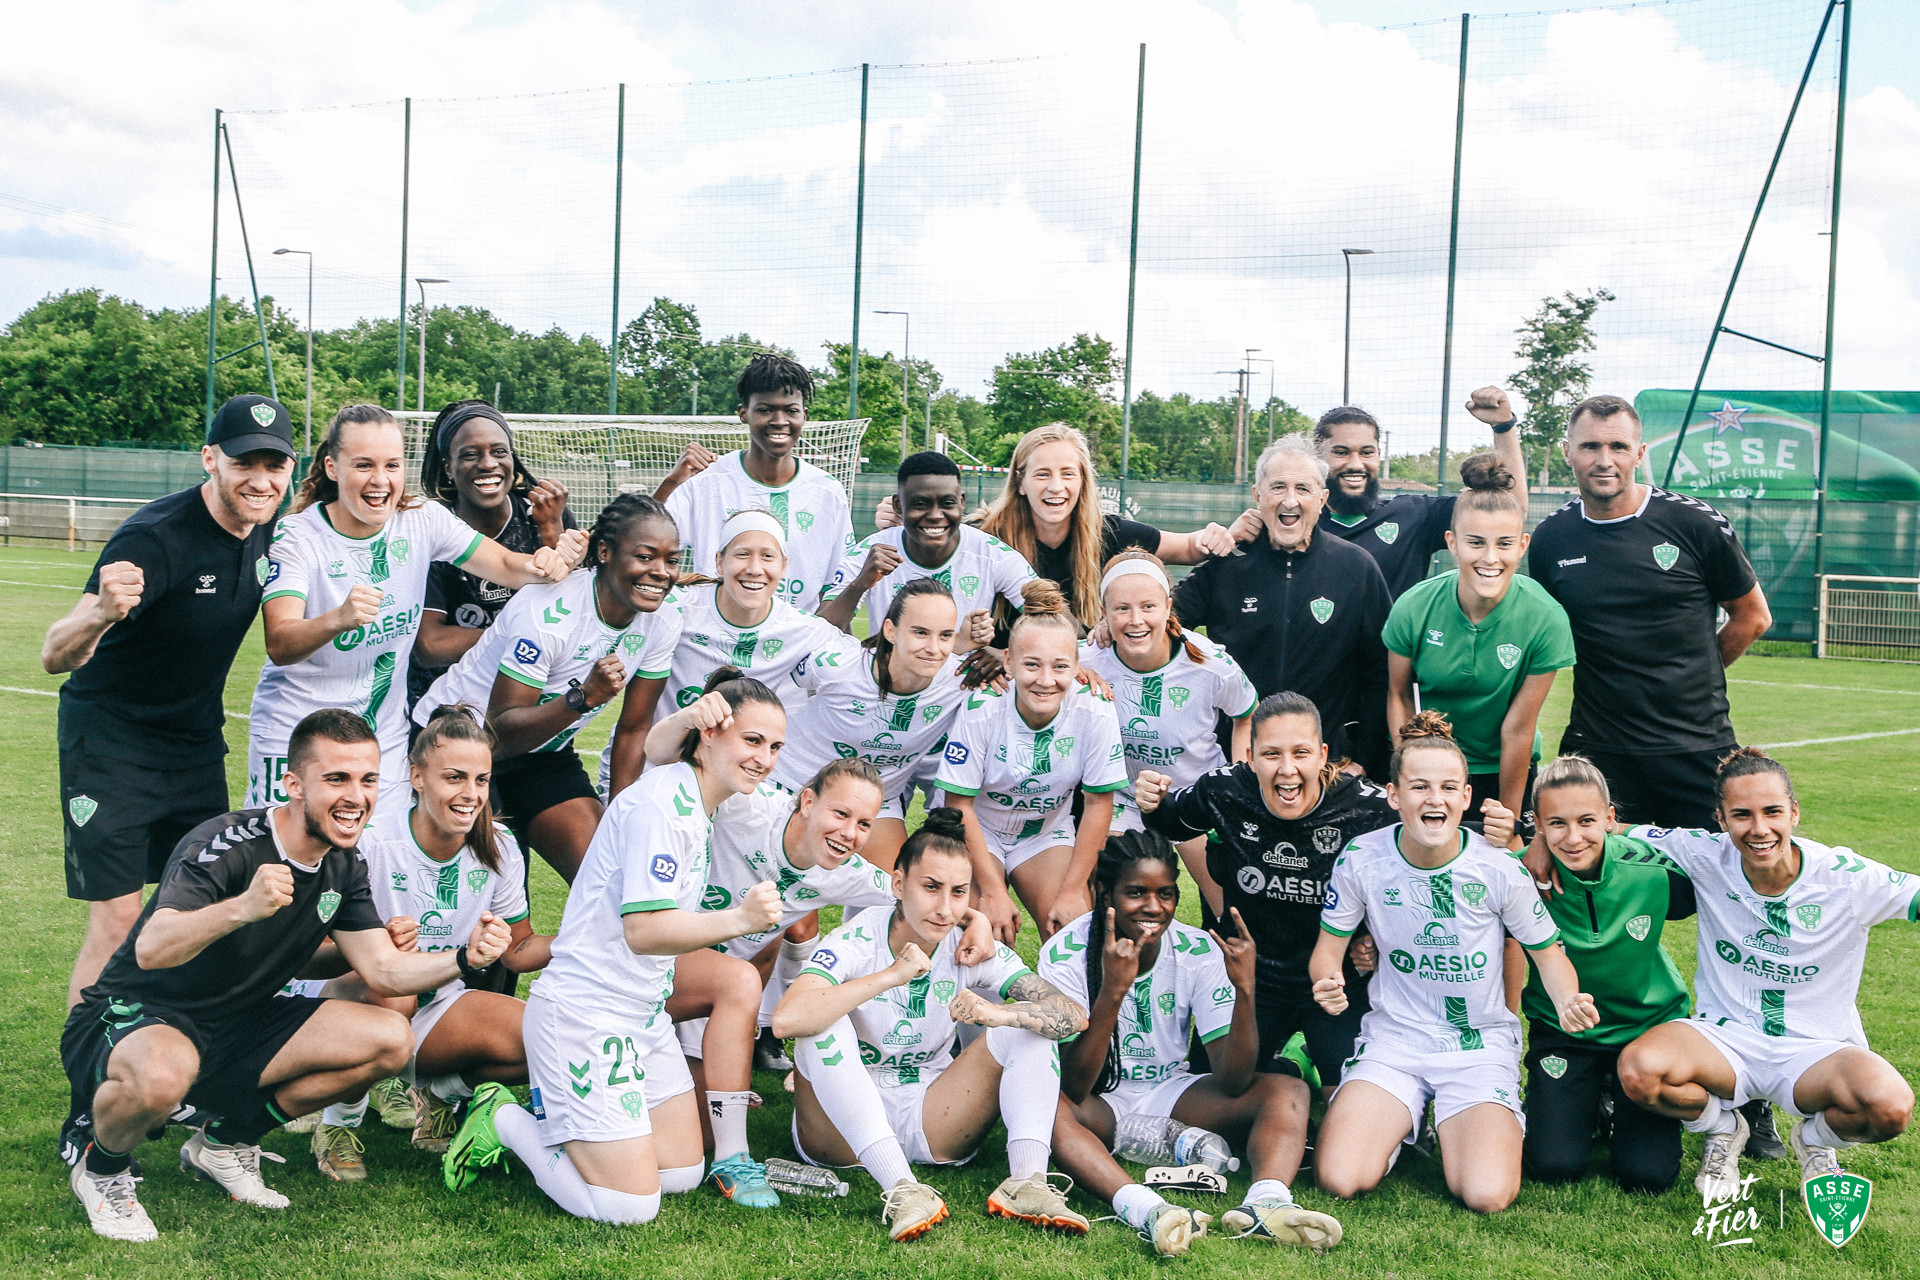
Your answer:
[1248,355,1275,445]
[1438,13,1468,495]
[205,109,222,431]
[610,83,626,414]
[220,124,276,401]
[1341,249,1372,406]
[849,64,870,421]
[1815,0,1851,582]
[397,98,412,411]
[1119,43,1146,506]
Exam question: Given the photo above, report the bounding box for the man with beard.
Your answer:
[46,395,297,1018]
[61,709,512,1242]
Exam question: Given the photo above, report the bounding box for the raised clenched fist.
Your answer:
[94,561,145,624]
[1466,385,1516,425]
[336,583,383,631]
[238,862,295,922]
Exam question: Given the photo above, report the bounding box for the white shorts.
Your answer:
[1102,1072,1202,1126]
[522,989,695,1144]
[245,732,411,815]
[792,1072,971,1169]
[1109,790,1144,836]
[410,982,471,1053]
[1679,1016,1856,1119]
[1335,1038,1524,1140]
[878,791,909,824]
[980,817,1076,874]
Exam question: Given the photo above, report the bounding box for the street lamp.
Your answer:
[274,248,313,453]
[414,278,448,412]
[875,310,912,458]
[1340,249,1373,405]
[1246,353,1276,445]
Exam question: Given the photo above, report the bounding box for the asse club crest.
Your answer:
[1539,1054,1568,1080]
[1805,1170,1872,1248]
[1625,914,1652,942]
[317,891,341,923]
[1459,881,1488,907]
[1374,522,1400,545]
[250,402,278,428]
[1651,542,1680,571]
[1796,903,1823,930]
[68,795,99,828]
[1309,597,1335,624]
[1496,643,1522,670]
[932,979,957,1004]
[795,511,815,532]
[959,574,981,596]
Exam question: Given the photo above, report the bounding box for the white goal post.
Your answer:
[1817,575,1920,663]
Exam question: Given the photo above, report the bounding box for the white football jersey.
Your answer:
[664,451,853,611]
[662,583,861,722]
[800,903,1032,1088]
[1322,824,1560,1056]
[933,683,1128,841]
[1630,825,1920,1045]
[702,783,896,959]
[414,569,681,753]
[823,525,1034,629]
[538,761,711,1022]
[771,650,969,802]
[252,501,481,752]
[1040,913,1233,1088]
[1080,636,1258,833]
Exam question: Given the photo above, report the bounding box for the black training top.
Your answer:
[407,492,576,708]
[1319,492,1454,599]
[1527,487,1758,755]
[1032,513,1163,593]
[59,485,275,766]
[1173,532,1392,775]
[1146,766,1395,992]
[83,807,384,1020]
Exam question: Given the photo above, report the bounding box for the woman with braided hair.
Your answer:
[1041,831,1341,1256]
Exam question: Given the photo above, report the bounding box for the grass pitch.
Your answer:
[0,542,1916,1278]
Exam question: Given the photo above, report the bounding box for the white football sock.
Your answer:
[427,1073,474,1104]
[586,1183,661,1225]
[759,938,813,1028]
[859,1138,913,1192]
[1113,1182,1166,1230]
[1801,1111,1859,1150]
[707,1091,755,1163]
[987,1024,1060,1179]
[322,1095,368,1129]
[494,1102,596,1219]
[1685,1093,1737,1136]
[1246,1177,1290,1205]
[659,1162,706,1194]
[797,1015,908,1187]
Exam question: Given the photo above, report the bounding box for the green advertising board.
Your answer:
[1638,389,1920,502]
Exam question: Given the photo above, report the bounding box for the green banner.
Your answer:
[1637,389,1920,502]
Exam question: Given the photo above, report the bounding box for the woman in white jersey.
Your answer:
[774,809,1091,1243]
[935,579,1128,944]
[441,670,788,1223]
[1080,551,1257,901]
[415,493,681,881]
[1309,713,1598,1213]
[249,404,583,812]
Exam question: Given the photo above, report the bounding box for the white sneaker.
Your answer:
[180,1128,290,1208]
[1790,1120,1846,1182]
[1694,1110,1750,1203]
[71,1160,159,1242]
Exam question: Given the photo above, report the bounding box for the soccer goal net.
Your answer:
[1817,576,1920,663]
[396,413,870,524]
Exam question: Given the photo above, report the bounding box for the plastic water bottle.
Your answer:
[763,1157,850,1198]
[1112,1114,1240,1173]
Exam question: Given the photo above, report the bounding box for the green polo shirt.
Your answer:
[1382,571,1576,773]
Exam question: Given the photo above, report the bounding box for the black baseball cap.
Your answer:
[207,394,296,458]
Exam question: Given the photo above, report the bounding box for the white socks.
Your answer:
[586,1184,661,1224]
[707,1091,755,1163]
[322,1095,368,1129]
[797,1015,909,1188]
[1685,1093,1738,1136]
[427,1073,474,1104]
[494,1102,598,1219]
[1246,1177,1291,1205]
[859,1137,914,1191]
[986,1024,1060,1180]
[1113,1183,1167,1230]
[659,1162,707,1194]
[1802,1111,1858,1150]
[759,938,813,1028]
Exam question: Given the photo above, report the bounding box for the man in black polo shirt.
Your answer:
[62,709,512,1242]
[1173,436,1392,777]
[45,395,296,1009]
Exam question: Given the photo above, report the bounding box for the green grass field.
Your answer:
[2,541,1916,1278]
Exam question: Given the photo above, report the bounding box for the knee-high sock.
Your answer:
[708,1091,754,1162]
[759,939,813,1029]
[493,1102,597,1219]
[987,1023,1060,1180]
[659,1162,706,1193]
[796,1015,909,1188]
[586,1184,661,1224]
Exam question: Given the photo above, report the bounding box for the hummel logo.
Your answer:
[1557,556,1587,568]
[197,850,221,863]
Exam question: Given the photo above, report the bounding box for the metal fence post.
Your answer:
[849,65,870,421]
[1119,44,1145,505]
[1437,15,1468,494]
[1814,0,1851,583]
[205,109,222,431]
[610,83,626,414]
[397,98,412,410]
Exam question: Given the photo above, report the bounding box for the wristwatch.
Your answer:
[564,685,589,713]
[1490,417,1518,434]
[455,944,487,981]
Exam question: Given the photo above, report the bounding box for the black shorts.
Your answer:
[1252,978,1370,1086]
[490,749,598,844]
[61,993,326,1124]
[1522,1022,1681,1192]
[1566,742,1723,831]
[1466,767,1537,842]
[60,744,230,901]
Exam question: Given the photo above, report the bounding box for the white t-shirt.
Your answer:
[1630,825,1920,1045]
[824,525,1035,629]
[1080,635,1258,828]
[538,761,711,1022]
[664,583,862,720]
[1322,824,1560,1056]
[933,683,1129,840]
[771,651,969,802]
[413,569,681,754]
[253,501,483,751]
[1040,913,1234,1089]
[800,903,1032,1088]
[664,450,853,611]
[702,783,896,959]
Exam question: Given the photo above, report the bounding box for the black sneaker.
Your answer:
[1741,1100,1788,1160]
[754,1028,793,1073]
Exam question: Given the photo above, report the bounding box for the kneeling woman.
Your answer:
[1309,713,1597,1213]
[1043,833,1342,1257]
[773,810,1090,1243]
[443,670,787,1223]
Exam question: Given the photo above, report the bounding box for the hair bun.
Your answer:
[918,806,967,840]
[1398,709,1456,743]
[1019,578,1070,617]
[701,664,747,696]
[1456,452,1514,493]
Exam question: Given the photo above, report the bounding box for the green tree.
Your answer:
[1509,287,1614,484]
[986,334,1122,468]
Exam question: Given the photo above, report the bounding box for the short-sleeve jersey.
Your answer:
[1527,487,1758,754]
[1079,635,1257,824]
[824,525,1035,628]
[664,451,853,611]
[701,784,895,959]
[771,651,969,801]
[413,569,681,753]
[933,684,1129,840]
[664,583,861,720]
[1322,824,1560,1055]
[84,807,384,1018]
[799,904,1032,1088]
[1381,572,1576,773]
[1320,492,1457,599]
[1040,914,1233,1090]
[253,502,483,751]
[1630,825,1920,1045]
[539,762,712,1022]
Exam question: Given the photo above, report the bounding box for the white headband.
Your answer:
[1100,560,1170,597]
[720,510,787,552]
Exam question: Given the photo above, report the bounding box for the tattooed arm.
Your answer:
[949,972,1089,1041]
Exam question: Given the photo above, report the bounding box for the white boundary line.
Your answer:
[1731,679,1920,697]
[0,578,80,590]
[1759,727,1920,749]
[0,685,247,720]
